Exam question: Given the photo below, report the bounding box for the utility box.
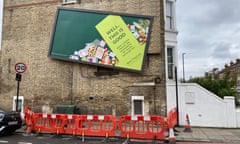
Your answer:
[56,105,77,114]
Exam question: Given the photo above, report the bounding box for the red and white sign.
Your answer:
[15,62,27,73]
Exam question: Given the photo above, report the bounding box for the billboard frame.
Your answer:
[48,7,154,74]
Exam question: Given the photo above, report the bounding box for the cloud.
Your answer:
[211,43,231,59]
[177,0,240,79]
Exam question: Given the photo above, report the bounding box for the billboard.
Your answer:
[48,7,153,73]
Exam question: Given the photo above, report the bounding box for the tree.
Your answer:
[188,71,237,101]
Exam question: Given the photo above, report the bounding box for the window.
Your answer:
[167,47,174,79]
[133,100,143,115]
[166,1,174,29]
[13,96,24,118]
[131,96,144,115]
[62,0,78,4]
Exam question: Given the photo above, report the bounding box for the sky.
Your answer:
[176,0,240,80]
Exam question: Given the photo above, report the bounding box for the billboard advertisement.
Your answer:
[48,7,153,73]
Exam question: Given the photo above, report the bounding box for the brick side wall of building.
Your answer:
[1,0,166,116]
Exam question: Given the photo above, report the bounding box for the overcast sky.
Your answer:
[176,0,240,80]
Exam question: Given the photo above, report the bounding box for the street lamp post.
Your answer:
[182,53,186,82]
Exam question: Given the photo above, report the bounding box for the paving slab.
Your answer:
[175,127,240,143]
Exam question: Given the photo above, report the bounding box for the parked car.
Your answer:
[0,108,22,135]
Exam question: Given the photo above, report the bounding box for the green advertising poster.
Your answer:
[48,7,153,73]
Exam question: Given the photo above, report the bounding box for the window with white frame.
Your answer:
[131,96,144,116]
[166,0,174,30]
[167,47,174,79]
[62,0,78,4]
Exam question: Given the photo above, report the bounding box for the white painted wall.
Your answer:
[167,83,239,128]
[236,109,240,127]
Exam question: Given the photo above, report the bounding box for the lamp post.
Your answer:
[182,53,186,82]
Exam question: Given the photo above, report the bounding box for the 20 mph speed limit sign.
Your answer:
[15,62,27,73]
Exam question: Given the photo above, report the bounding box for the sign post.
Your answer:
[14,62,26,112]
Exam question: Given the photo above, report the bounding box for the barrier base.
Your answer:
[22,133,35,137]
[122,138,130,144]
[183,128,192,133]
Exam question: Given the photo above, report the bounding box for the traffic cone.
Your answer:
[183,114,192,132]
[168,128,176,144]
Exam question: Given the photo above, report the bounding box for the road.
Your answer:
[178,143,235,144]
[0,133,236,144]
[1,133,115,144]
[1,132,159,144]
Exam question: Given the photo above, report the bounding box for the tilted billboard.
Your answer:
[48,7,153,73]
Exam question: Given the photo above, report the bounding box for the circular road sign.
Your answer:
[15,62,27,73]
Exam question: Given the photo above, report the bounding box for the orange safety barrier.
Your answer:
[62,114,80,135]
[118,115,165,140]
[78,115,117,138]
[24,106,171,141]
[32,113,65,134]
[166,107,177,128]
[24,106,34,134]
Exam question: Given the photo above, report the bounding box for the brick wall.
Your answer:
[1,0,166,116]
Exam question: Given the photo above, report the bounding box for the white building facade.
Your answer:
[164,0,240,128]
[164,0,178,111]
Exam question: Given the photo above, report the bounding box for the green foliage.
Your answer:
[188,72,237,99]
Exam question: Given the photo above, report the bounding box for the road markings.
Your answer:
[18,142,32,144]
[0,140,8,143]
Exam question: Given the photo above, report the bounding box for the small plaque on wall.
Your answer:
[185,92,195,104]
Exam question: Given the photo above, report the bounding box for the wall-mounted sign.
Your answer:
[48,7,153,73]
[15,62,27,73]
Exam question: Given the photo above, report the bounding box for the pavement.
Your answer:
[175,126,240,143]
[17,125,240,143]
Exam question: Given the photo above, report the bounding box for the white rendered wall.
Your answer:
[167,83,238,128]
[236,109,240,127]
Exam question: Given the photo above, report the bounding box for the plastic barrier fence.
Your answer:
[31,113,116,137]
[62,114,80,135]
[24,107,170,141]
[33,113,65,134]
[79,115,117,137]
[166,107,177,128]
[119,115,165,140]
